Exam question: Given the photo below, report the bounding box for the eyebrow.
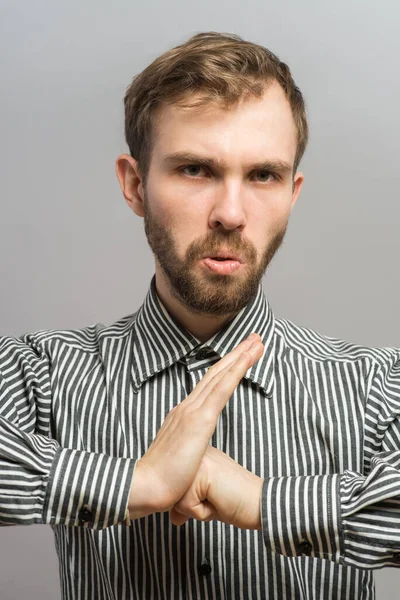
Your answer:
[162,152,293,175]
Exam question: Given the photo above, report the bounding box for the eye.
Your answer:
[253,170,277,183]
[178,165,279,183]
[180,164,207,178]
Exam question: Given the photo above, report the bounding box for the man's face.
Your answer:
[140,81,303,316]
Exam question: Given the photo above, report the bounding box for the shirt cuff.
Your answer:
[42,447,137,529]
[260,473,344,562]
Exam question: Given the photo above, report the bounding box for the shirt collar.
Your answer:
[131,275,276,398]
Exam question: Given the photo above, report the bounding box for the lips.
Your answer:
[202,251,244,263]
[200,251,244,275]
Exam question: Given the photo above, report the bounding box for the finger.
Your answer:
[187,340,264,414]
[169,507,190,527]
[171,341,264,425]
[155,339,263,437]
[183,333,261,406]
[201,342,264,415]
[172,498,216,524]
[187,341,263,414]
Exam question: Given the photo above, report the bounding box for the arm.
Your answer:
[0,329,263,528]
[261,353,400,569]
[0,333,136,529]
[171,352,400,569]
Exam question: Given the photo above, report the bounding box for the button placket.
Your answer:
[298,540,312,556]
[198,558,212,576]
[78,506,93,524]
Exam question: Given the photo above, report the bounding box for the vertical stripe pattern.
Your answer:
[1,274,400,598]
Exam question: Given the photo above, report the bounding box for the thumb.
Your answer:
[169,506,190,526]
[171,496,216,525]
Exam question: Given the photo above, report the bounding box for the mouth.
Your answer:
[199,254,245,275]
[202,251,244,264]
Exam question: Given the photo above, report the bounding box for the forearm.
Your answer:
[0,417,136,529]
[261,473,342,562]
[126,458,160,520]
[261,462,400,569]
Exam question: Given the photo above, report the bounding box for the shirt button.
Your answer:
[196,349,210,361]
[78,506,93,524]
[298,540,312,556]
[198,560,212,576]
[393,553,400,564]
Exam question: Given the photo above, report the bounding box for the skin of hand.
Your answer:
[128,333,264,520]
[170,445,264,530]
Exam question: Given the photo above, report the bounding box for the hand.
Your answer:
[128,333,264,519]
[169,445,264,530]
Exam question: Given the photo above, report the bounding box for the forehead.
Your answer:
[152,81,298,167]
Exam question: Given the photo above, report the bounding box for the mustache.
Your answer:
[186,235,256,262]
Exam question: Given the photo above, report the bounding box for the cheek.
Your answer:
[148,180,199,226]
[263,195,293,229]
[154,199,207,245]
[249,206,289,250]
[157,204,207,256]
[173,218,204,253]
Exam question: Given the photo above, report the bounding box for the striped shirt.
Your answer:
[1,274,400,599]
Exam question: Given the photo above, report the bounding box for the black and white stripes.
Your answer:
[1,274,400,598]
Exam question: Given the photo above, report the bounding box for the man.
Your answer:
[1,31,399,600]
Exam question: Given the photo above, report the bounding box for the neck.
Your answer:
[154,268,238,344]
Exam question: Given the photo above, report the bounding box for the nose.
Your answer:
[208,180,247,232]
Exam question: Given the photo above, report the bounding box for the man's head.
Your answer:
[116,32,307,317]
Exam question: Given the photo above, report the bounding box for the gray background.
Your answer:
[1,0,399,597]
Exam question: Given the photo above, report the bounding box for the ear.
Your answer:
[115,154,145,217]
[290,171,304,212]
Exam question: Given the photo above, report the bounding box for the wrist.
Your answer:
[128,459,157,520]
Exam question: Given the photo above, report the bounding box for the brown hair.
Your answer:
[123,31,308,186]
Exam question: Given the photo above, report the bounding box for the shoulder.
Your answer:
[274,315,400,368]
[1,311,139,360]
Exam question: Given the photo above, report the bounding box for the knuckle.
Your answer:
[201,406,218,426]
[189,408,212,429]
[180,411,196,428]
[174,496,191,515]
[173,408,204,432]
[169,403,186,418]
[213,374,236,395]
[212,379,227,394]
[232,353,249,370]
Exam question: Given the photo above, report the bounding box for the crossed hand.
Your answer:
[128,333,264,530]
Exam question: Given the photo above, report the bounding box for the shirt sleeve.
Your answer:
[260,352,400,569]
[0,333,137,530]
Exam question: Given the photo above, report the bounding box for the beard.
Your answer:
[143,193,288,317]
